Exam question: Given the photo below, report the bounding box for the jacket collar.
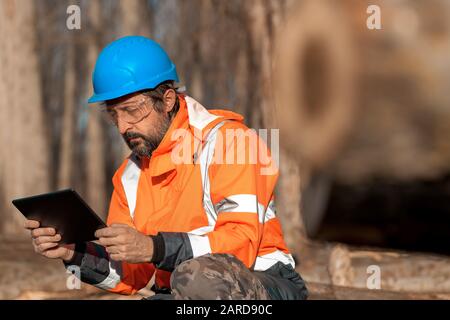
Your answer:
[149,95,243,177]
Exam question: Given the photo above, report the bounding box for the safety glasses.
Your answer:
[101,97,154,125]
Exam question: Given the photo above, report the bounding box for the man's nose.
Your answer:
[117,117,132,135]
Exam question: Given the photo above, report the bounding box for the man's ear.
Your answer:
[163,89,176,113]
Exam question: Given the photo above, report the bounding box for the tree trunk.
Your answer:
[57,39,76,190]
[0,0,49,236]
[84,0,106,219]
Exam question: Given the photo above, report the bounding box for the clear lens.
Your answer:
[101,98,152,125]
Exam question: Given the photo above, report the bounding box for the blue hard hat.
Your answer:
[88,35,179,103]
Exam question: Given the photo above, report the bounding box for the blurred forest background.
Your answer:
[0,0,449,299]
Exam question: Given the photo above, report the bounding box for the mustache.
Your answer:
[123,132,149,142]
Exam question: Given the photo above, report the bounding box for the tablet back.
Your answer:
[12,189,107,244]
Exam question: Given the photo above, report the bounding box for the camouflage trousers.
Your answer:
[147,253,308,300]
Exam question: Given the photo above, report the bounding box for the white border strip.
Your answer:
[187,234,212,258]
[121,157,141,219]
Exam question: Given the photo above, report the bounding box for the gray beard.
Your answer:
[123,115,171,158]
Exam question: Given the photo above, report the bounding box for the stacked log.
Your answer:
[276,0,450,182]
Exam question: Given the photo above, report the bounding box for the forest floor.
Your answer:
[0,237,449,300]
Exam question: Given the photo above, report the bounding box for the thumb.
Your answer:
[110,223,132,228]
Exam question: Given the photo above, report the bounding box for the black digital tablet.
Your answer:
[12,189,107,244]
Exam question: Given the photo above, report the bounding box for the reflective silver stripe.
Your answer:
[253,250,296,271]
[264,199,277,222]
[95,259,123,290]
[121,155,141,219]
[199,121,226,227]
[188,225,215,236]
[186,197,278,259]
[214,195,277,224]
[258,198,276,224]
[186,121,226,258]
[258,202,266,224]
[214,194,258,214]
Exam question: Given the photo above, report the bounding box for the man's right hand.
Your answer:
[24,219,75,262]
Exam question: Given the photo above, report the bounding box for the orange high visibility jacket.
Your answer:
[64,95,295,295]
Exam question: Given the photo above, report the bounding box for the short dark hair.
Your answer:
[141,81,181,120]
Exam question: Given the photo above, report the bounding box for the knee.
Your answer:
[170,254,231,299]
[170,253,269,300]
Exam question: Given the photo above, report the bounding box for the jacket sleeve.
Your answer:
[154,122,279,271]
[63,182,155,295]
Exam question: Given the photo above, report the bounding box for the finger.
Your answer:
[95,227,125,238]
[36,241,59,253]
[24,220,40,229]
[31,227,56,238]
[98,236,124,247]
[110,223,131,228]
[105,245,125,254]
[34,234,62,246]
[110,253,124,261]
[42,247,66,259]
[94,227,110,238]
[61,243,75,251]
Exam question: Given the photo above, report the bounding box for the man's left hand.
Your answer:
[95,224,153,263]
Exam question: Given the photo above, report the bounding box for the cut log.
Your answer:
[274,0,358,170]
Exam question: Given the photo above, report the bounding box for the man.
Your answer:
[24,35,308,300]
